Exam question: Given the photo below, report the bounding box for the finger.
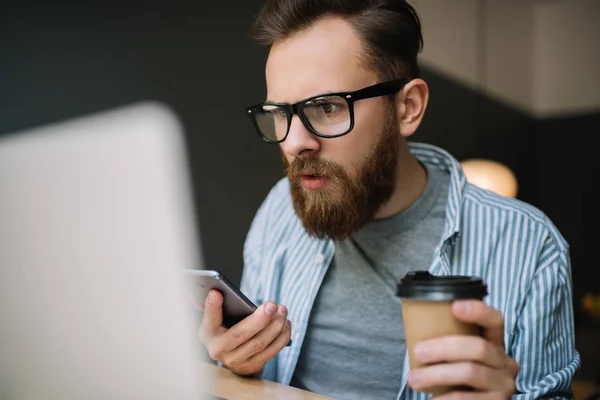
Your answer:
[200,290,224,334]
[213,301,279,356]
[226,305,288,362]
[452,300,505,348]
[409,362,512,393]
[199,291,228,356]
[507,357,520,378]
[413,336,506,368]
[240,318,292,376]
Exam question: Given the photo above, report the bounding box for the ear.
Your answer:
[396,79,429,137]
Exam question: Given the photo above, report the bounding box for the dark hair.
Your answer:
[251,0,424,80]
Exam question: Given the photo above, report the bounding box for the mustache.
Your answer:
[286,157,344,178]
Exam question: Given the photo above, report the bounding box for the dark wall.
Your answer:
[537,114,600,378]
[0,2,284,283]
[418,69,539,206]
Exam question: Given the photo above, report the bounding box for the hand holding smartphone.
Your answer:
[183,269,292,347]
[184,269,292,376]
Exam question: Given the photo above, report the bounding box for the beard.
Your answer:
[284,104,400,240]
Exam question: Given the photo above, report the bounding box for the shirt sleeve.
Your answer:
[240,180,283,305]
[511,245,580,399]
[238,181,287,382]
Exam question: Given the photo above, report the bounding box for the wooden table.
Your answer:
[200,362,596,399]
[200,363,334,400]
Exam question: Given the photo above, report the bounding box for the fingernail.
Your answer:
[285,319,291,328]
[414,344,427,361]
[265,303,277,315]
[278,305,287,316]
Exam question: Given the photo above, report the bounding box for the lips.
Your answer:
[300,173,330,190]
[303,172,321,178]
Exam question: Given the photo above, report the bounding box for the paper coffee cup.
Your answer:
[397,271,488,395]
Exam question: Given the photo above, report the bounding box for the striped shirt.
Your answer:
[240,142,580,399]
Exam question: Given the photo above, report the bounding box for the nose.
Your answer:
[280,115,321,158]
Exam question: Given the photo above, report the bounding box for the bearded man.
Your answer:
[198,1,580,399]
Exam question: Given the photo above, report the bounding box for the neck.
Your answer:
[374,142,427,219]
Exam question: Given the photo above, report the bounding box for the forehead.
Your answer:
[265,17,375,103]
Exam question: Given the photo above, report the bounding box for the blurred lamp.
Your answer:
[460,159,518,198]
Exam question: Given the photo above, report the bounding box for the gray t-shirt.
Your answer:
[290,165,450,400]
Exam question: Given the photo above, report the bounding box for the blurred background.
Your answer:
[1,0,599,385]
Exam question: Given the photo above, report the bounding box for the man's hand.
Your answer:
[408,300,519,399]
[197,290,291,376]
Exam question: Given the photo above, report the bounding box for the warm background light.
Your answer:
[460,159,518,199]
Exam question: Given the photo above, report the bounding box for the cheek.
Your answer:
[318,138,369,180]
[322,119,382,170]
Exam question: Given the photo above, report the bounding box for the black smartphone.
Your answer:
[183,269,257,329]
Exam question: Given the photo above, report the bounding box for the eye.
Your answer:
[307,100,342,114]
[320,102,335,113]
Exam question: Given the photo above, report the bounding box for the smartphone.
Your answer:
[183,269,257,329]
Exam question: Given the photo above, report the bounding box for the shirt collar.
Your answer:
[408,142,467,244]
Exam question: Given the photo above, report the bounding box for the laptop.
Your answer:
[0,102,212,399]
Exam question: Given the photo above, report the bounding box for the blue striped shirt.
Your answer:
[240,142,580,399]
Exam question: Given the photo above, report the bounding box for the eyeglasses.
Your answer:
[246,78,410,144]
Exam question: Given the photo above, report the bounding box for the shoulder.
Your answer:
[461,182,569,265]
[266,177,292,206]
[246,177,304,243]
[259,177,295,223]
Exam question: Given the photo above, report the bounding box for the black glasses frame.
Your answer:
[246,78,411,144]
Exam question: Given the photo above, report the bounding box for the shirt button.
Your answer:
[316,254,325,265]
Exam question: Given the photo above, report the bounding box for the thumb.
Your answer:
[201,290,224,334]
